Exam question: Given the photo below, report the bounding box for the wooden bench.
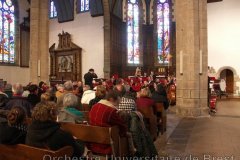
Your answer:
[0,144,73,160]
[137,106,158,140]
[26,111,90,125]
[60,122,129,158]
[154,103,167,135]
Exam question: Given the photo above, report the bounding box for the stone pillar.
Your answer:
[103,0,111,79]
[175,0,209,117]
[30,0,49,84]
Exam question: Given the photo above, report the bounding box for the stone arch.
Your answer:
[217,66,239,94]
[217,66,237,77]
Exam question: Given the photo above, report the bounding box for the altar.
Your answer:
[49,31,82,85]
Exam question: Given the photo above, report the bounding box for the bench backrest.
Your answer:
[60,122,120,156]
[154,103,164,113]
[137,106,155,119]
[25,111,89,125]
[0,144,73,160]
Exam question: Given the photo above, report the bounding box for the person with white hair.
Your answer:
[57,93,83,123]
[5,83,32,117]
[81,85,96,104]
[56,81,73,107]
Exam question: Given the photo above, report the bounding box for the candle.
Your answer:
[180,50,183,74]
[200,50,202,74]
[38,60,41,77]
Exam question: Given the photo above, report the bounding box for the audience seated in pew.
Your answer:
[136,87,158,140]
[55,84,64,100]
[117,86,137,112]
[0,75,169,157]
[72,84,82,99]
[38,81,48,98]
[40,92,53,102]
[25,101,84,157]
[136,87,155,110]
[88,91,128,155]
[57,81,74,107]
[152,83,169,110]
[0,106,27,145]
[89,85,107,108]
[58,93,84,123]
[27,84,41,107]
[81,85,96,104]
[5,83,33,117]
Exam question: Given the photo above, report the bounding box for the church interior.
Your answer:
[0,0,240,159]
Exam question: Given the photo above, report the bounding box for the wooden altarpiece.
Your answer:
[49,31,82,84]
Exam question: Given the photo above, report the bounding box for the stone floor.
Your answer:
[155,100,240,160]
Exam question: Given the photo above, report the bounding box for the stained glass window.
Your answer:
[0,0,15,63]
[157,0,170,65]
[127,0,140,65]
[49,0,57,18]
[80,0,89,12]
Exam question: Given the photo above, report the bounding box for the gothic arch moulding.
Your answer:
[122,0,146,24]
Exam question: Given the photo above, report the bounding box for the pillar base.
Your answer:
[176,106,209,117]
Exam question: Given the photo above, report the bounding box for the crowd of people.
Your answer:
[0,68,176,158]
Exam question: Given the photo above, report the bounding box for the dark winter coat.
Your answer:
[5,96,33,117]
[0,122,27,145]
[26,120,84,157]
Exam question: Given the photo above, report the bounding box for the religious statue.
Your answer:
[58,56,73,72]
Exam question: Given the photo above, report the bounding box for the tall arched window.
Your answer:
[127,0,140,65]
[156,0,170,65]
[0,0,15,63]
[49,0,57,18]
[80,0,89,12]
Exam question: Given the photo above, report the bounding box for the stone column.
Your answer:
[30,0,49,84]
[175,0,209,117]
[103,0,111,79]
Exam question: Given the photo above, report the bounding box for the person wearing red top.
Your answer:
[136,87,157,140]
[136,87,154,110]
[88,91,127,155]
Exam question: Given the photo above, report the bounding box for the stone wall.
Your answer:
[208,0,240,93]
[49,13,104,80]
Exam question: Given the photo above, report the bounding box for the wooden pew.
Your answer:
[137,106,158,140]
[0,144,73,160]
[60,122,129,158]
[154,103,167,135]
[26,111,90,125]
